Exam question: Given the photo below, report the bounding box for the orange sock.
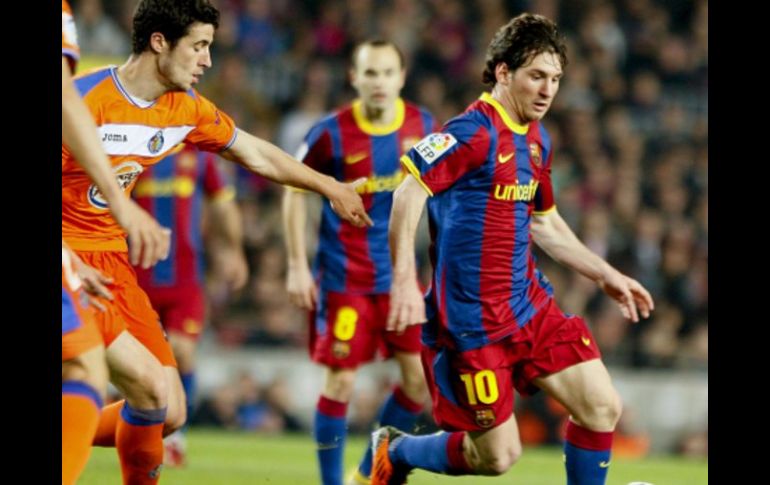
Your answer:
[62,381,103,485]
[93,399,124,446]
[116,404,167,484]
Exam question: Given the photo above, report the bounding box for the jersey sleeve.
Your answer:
[185,93,238,153]
[202,153,234,202]
[296,122,333,173]
[400,115,491,196]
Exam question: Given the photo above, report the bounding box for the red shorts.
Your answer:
[77,251,177,367]
[145,285,206,341]
[309,290,422,369]
[422,298,601,432]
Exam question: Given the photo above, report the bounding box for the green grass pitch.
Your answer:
[79,429,707,484]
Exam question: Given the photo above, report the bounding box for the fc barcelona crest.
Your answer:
[333,341,351,359]
[529,143,541,167]
[475,409,496,428]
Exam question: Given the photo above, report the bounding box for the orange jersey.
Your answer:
[61,1,78,70]
[62,67,237,252]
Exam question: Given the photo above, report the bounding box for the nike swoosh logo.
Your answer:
[345,152,367,165]
[498,152,514,164]
[599,461,610,468]
[581,336,591,346]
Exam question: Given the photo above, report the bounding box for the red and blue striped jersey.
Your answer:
[296,98,438,294]
[133,144,233,288]
[401,93,557,351]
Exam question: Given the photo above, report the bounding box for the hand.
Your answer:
[70,251,114,308]
[216,249,249,292]
[328,178,373,228]
[110,198,171,269]
[598,269,654,323]
[386,279,426,333]
[286,263,317,310]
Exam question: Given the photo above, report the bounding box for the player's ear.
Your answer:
[149,32,168,54]
[495,62,511,85]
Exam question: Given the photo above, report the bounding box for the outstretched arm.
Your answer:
[222,129,372,228]
[387,175,430,333]
[531,208,654,322]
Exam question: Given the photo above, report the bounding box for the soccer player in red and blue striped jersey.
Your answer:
[374,14,654,485]
[283,40,439,485]
[134,143,248,466]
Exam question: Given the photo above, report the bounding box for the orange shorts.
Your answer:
[77,250,177,367]
[61,283,104,361]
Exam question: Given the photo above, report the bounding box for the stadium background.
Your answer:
[70,0,707,478]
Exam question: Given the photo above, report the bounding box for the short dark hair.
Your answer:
[350,39,405,69]
[482,13,567,86]
[132,0,220,54]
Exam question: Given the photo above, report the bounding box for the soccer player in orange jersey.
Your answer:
[62,1,171,483]
[62,1,371,483]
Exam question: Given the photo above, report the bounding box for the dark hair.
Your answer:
[132,0,220,54]
[482,13,567,86]
[350,39,405,69]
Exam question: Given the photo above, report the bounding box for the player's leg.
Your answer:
[522,299,615,485]
[535,359,621,485]
[106,331,169,484]
[372,342,521,484]
[62,325,107,484]
[317,367,357,485]
[163,332,196,465]
[311,290,379,485]
[348,310,428,484]
[155,285,206,466]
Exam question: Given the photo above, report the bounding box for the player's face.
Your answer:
[159,22,214,92]
[506,51,562,123]
[350,45,405,111]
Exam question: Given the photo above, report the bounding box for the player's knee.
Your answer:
[323,369,356,402]
[577,389,622,430]
[132,362,169,408]
[481,447,521,475]
[164,403,187,433]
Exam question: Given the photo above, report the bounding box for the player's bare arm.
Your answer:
[62,57,171,269]
[531,208,654,322]
[208,196,249,291]
[387,175,430,332]
[282,189,318,310]
[222,130,373,228]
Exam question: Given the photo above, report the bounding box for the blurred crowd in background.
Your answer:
[73,0,707,455]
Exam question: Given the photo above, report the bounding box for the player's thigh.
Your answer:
[106,330,168,404]
[421,342,515,432]
[533,358,620,428]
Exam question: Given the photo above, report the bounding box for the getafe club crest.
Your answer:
[88,161,144,209]
[148,130,165,154]
[529,142,541,167]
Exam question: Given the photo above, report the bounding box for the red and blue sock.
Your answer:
[564,420,614,485]
[391,431,471,475]
[314,396,348,485]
